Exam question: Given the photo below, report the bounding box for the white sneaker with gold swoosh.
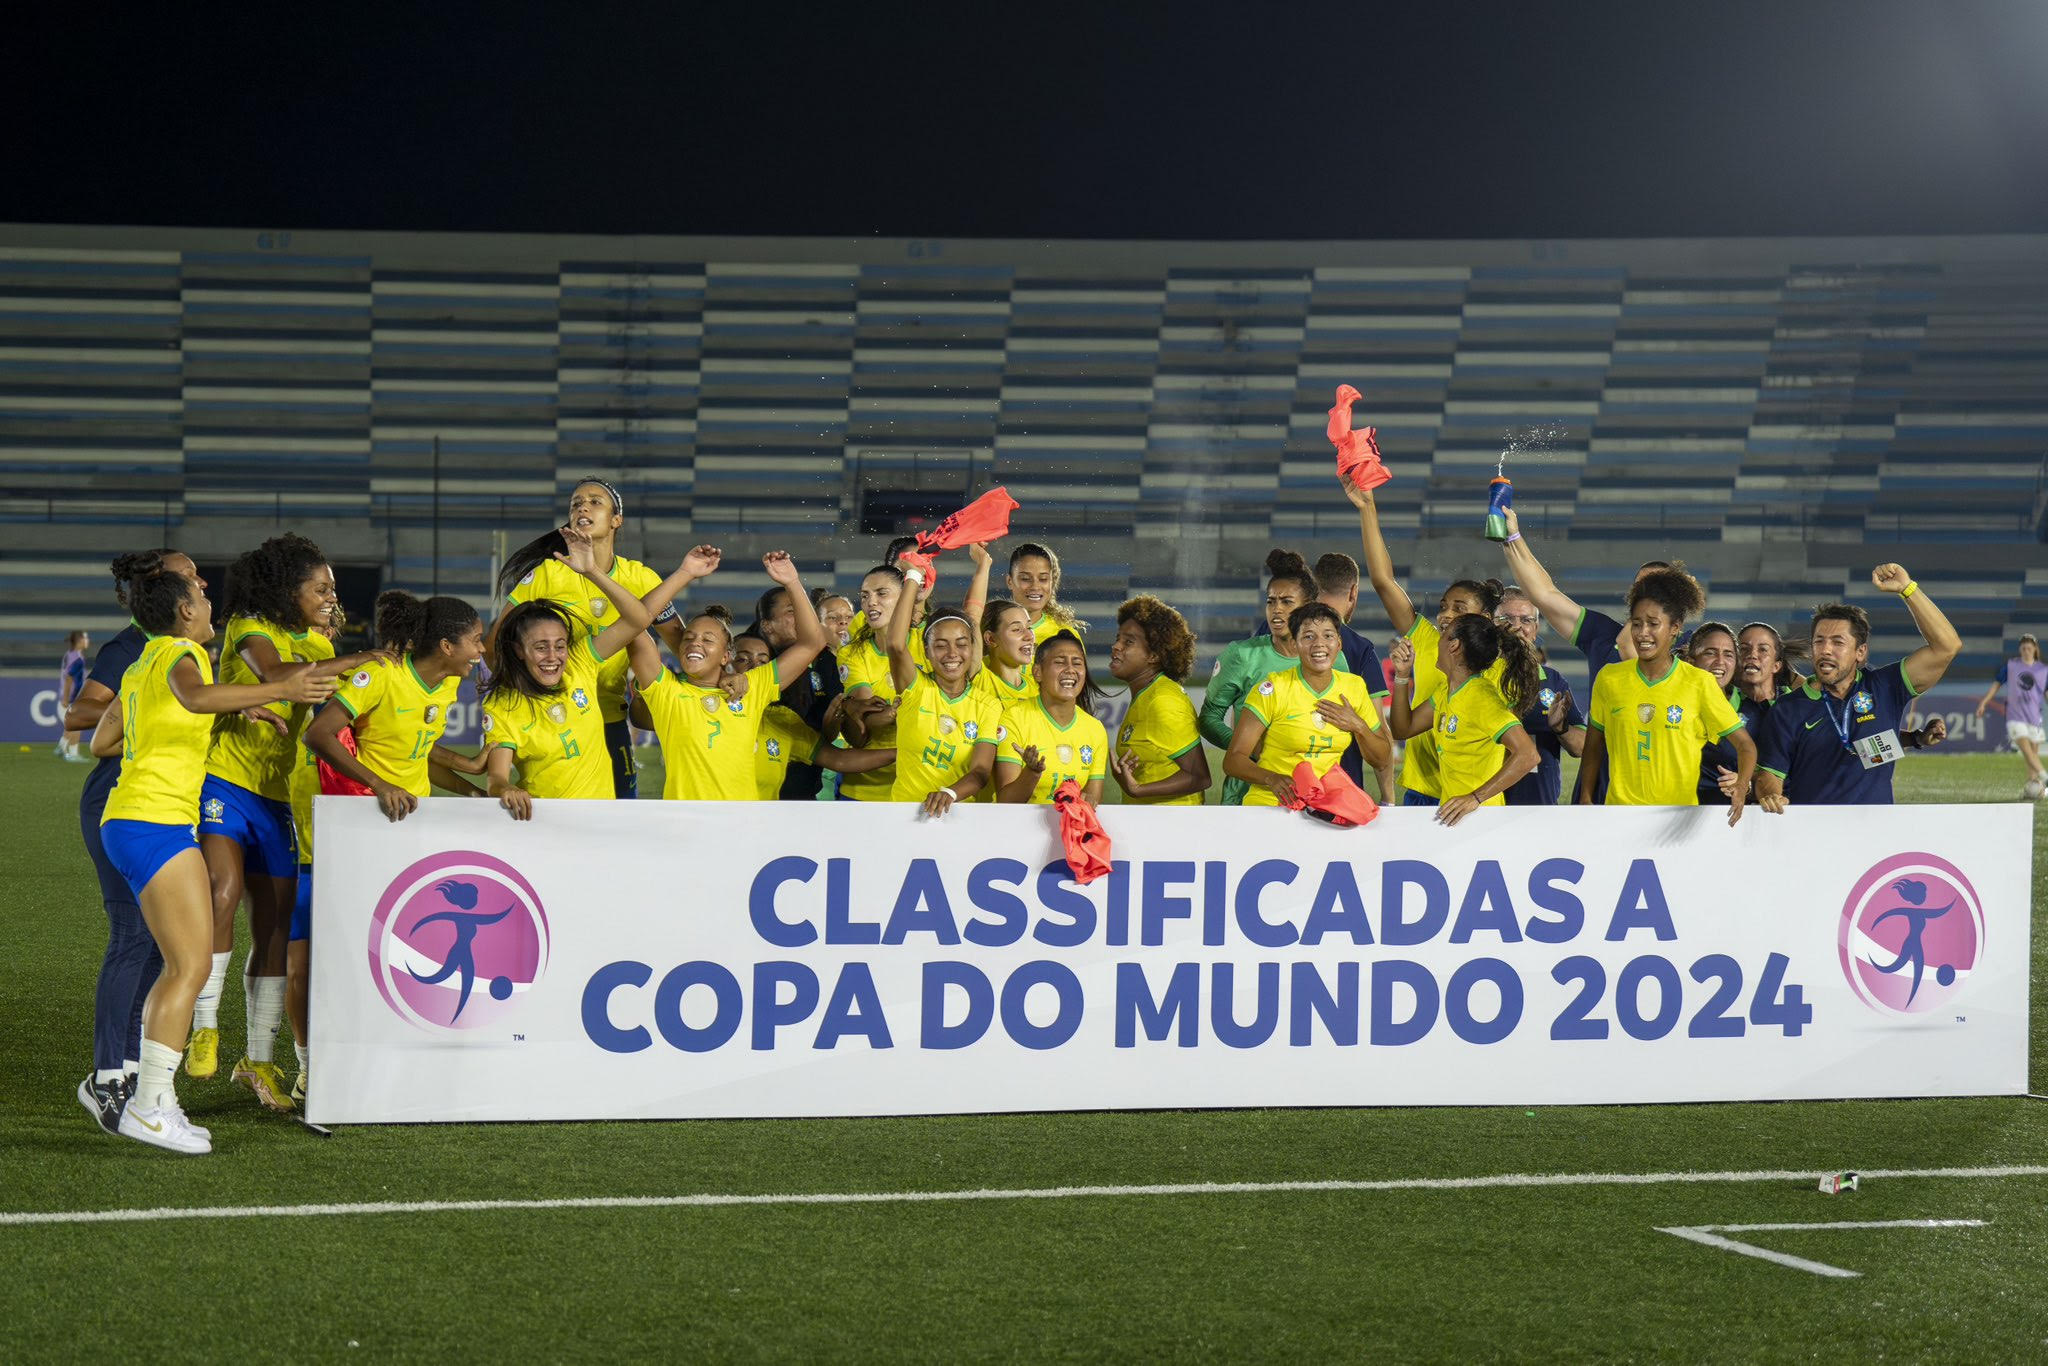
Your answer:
[116,1100,212,1155]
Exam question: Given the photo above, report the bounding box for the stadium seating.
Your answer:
[3,228,2044,676]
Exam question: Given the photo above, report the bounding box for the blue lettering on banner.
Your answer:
[579,853,1813,1056]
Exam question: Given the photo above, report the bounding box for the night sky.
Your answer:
[8,2,2048,241]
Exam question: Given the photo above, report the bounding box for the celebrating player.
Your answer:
[835,564,922,801]
[996,631,1108,804]
[1108,595,1211,806]
[1200,550,1318,805]
[1976,633,2047,798]
[65,551,199,1134]
[813,590,855,649]
[195,534,384,1106]
[1246,552,1393,798]
[631,552,829,800]
[1225,603,1390,809]
[886,560,999,816]
[483,536,709,816]
[1005,542,1086,646]
[1756,566,1961,809]
[1385,615,1538,825]
[88,568,334,1153]
[1344,478,1507,807]
[498,479,686,798]
[1577,571,1755,822]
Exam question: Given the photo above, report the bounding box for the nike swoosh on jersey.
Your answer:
[1804,718,1823,730]
[395,707,415,714]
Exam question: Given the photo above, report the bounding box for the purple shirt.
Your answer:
[1998,658,2048,726]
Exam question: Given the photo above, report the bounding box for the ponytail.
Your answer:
[110,548,177,608]
[131,570,195,636]
[1264,547,1319,601]
[1445,612,1539,713]
[1444,577,1506,616]
[497,528,569,600]
[375,590,479,655]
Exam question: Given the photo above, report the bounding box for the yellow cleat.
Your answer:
[290,1069,306,1107]
[230,1057,297,1113]
[184,1027,219,1078]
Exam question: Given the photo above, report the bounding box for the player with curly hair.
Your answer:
[1107,595,1211,805]
[193,533,386,1108]
[1578,568,1756,823]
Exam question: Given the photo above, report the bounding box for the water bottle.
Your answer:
[1485,476,1514,542]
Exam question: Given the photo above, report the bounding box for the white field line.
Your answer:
[1657,1218,1988,1279]
[3,1165,2045,1230]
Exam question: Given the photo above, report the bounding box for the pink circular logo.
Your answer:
[1837,852,1983,1016]
[366,851,549,1032]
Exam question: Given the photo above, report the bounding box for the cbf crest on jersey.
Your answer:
[964,721,979,742]
[766,737,782,759]
[203,797,224,822]
[727,697,745,714]
[1538,687,1557,709]
[1079,744,1095,766]
[1665,704,1685,725]
[1853,691,1873,716]
[571,688,589,710]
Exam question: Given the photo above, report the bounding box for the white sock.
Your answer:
[123,1058,138,1081]
[135,1039,180,1112]
[94,1067,123,1087]
[192,952,232,1029]
[244,972,285,1064]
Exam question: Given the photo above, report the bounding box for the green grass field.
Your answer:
[4,749,2044,1362]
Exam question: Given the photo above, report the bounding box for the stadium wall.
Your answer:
[4,223,2046,675]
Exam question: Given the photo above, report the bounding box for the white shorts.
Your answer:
[2008,721,2045,747]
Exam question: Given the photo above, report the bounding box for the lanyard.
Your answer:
[1822,684,1857,752]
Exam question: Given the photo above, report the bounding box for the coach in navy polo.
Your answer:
[1756,564,1960,808]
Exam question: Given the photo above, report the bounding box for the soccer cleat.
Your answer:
[231,1057,296,1112]
[184,1027,219,1078]
[77,1076,123,1136]
[117,1100,212,1155]
[291,1069,306,1107]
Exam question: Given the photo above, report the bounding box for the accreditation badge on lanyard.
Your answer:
[1826,691,1900,770]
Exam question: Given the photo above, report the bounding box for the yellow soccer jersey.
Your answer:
[1117,675,1206,807]
[1242,666,1381,808]
[642,662,780,801]
[481,633,610,800]
[997,699,1109,804]
[837,637,905,802]
[104,636,214,827]
[1397,617,1507,798]
[1031,614,1083,648]
[205,616,312,802]
[334,657,462,799]
[1588,658,1744,806]
[506,554,665,724]
[1431,674,1523,806]
[755,707,820,801]
[972,663,1038,710]
[286,629,337,860]
[891,672,1000,803]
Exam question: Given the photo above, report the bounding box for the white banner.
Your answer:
[308,798,2031,1123]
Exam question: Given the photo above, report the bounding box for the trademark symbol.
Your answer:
[513,1033,526,1041]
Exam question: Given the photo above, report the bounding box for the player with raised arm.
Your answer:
[88,569,334,1153]
[1343,477,1507,808]
[885,556,999,818]
[629,552,828,801]
[497,479,687,798]
[1756,566,1961,810]
[1577,571,1755,824]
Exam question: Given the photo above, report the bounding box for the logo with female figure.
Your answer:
[367,851,550,1032]
[1837,852,1984,1016]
